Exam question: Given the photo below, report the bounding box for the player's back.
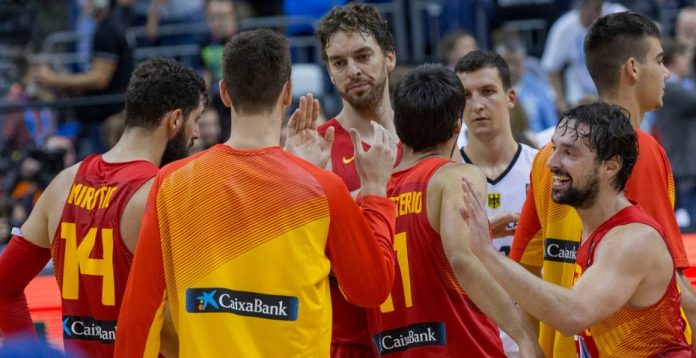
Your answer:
[149,144,368,356]
[367,157,505,357]
[51,154,157,357]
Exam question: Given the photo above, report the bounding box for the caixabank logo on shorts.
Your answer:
[544,238,578,264]
[373,322,446,354]
[62,316,116,343]
[186,288,299,321]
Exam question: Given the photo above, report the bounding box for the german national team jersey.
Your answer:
[574,205,693,358]
[461,143,536,256]
[114,145,396,357]
[51,154,157,357]
[318,118,403,354]
[510,130,689,357]
[367,157,506,357]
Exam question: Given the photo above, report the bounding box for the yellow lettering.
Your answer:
[74,185,88,206]
[79,187,95,209]
[67,184,83,205]
[413,191,422,213]
[60,222,115,306]
[400,192,412,216]
[103,187,117,209]
[380,232,412,312]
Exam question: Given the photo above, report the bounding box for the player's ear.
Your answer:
[219,80,233,108]
[604,155,623,181]
[282,79,293,107]
[165,109,183,136]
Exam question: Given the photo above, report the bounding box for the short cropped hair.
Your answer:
[222,29,291,114]
[394,64,465,152]
[454,50,512,90]
[584,12,660,95]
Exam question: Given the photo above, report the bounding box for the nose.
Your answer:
[546,146,561,171]
[663,65,671,80]
[470,93,484,112]
[347,59,362,79]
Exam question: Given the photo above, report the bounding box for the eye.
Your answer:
[483,89,495,96]
[358,54,370,61]
[333,60,346,68]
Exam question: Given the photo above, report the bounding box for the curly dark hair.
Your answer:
[222,29,291,114]
[315,3,395,63]
[124,58,207,130]
[556,101,638,192]
[394,64,465,152]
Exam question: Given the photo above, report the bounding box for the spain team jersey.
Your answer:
[114,145,396,357]
[510,130,689,357]
[461,143,536,256]
[574,205,693,358]
[51,154,158,357]
[318,118,403,354]
[367,157,506,357]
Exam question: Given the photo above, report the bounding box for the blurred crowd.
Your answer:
[2,0,696,241]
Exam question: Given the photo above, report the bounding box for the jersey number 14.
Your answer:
[60,222,115,306]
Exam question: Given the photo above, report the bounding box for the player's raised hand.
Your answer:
[350,121,397,197]
[459,177,493,256]
[284,94,333,168]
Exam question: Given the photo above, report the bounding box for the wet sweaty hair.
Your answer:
[556,101,637,192]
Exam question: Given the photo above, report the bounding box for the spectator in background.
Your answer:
[189,108,221,153]
[655,38,696,228]
[35,0,134,157]
[439,30,479,70]
[541,0,625,110]
[677,7,696,51]
[496,32,558,136]
[144,0,205,49]
[200,0,238,142]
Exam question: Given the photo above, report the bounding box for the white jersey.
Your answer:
[461,143,537,256]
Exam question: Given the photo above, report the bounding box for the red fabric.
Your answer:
[52,154,157,357]
[0,235,51,338]
[576,205,693,357]
[319,118,402,353]
[366,158,505,357]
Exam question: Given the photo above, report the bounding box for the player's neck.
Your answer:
[600,93,643,129]
[335,97,395,144]
[577,192,632,242]
[225,112,282,150]
[463,131,518,169]
[103,128,164,166]
[397,145,450,171]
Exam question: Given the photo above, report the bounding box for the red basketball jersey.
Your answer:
[574,205,693,358]
[51,155,157,357]
[367,158,505,357]
[318,118,403,354]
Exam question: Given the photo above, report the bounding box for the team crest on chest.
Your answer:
[487,193,501,209]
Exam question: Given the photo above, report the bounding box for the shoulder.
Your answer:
[600,222,664,258]
[430,162,486,194]
[519,143,539,163]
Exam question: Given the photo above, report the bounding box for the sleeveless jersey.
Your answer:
[114,145,396,357]
[318,118,403,354]
[510,130,689,357]
[574,205,693,358]
[51,154,157,357]
[461,143,536,256]
[367,157,506,357]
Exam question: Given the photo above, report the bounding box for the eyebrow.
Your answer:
[327,46,374,61]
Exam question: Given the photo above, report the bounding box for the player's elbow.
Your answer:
[556,311,589,336]
[343,267,394,308]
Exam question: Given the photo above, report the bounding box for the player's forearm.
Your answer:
[449,251,536,345]
[50,71,108,91]
[479,246,587,336]
[0,236,51,337]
